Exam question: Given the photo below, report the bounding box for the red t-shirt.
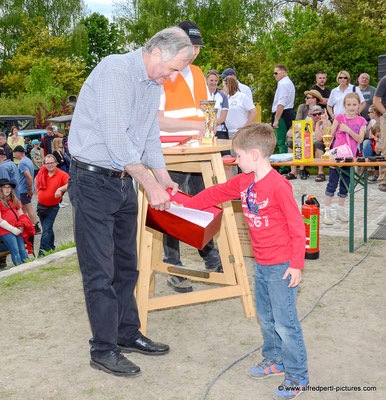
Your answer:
[0,199,21,236]
[37,169,70,206]
[183,168,306,269]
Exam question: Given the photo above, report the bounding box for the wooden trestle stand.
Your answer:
[135,139,255,334]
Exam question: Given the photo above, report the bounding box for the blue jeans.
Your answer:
[362,139,375,158]
[69,162,141,356]
[38,204,60,255]
[163,171,221,270]
[254,260,308,378]
[325,167,350,198]
[1,233,29,265]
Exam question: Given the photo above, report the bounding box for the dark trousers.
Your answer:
[163,171,221,269]
[38,204,59,255]
[68,163,140,357]
[325,167,350,198]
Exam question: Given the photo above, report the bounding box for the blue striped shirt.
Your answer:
[69,48,165,170]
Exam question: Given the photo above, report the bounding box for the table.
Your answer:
[271,158,383,252]
[135,139,255,334]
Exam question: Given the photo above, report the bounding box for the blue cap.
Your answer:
[32,139,40,145]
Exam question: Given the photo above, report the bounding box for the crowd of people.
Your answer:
[0,125,70,269]
[270,66,386,225]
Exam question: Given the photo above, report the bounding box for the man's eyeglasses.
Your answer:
[45,162,56,165]
[338,76,348,80]
[246,182,259,215]
[305,96,315,100]
[273,72,280,75]
[311,112,323,116]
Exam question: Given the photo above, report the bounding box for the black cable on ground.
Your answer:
[201,239,376,400]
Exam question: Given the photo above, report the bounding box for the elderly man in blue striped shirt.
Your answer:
[68,27,193,377]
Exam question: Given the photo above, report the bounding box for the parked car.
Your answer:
[18,129,46,142]
[0,115,36,135]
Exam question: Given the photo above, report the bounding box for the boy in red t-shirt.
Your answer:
[183,123,308,399]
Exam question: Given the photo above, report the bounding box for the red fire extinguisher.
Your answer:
[301,195,320,260]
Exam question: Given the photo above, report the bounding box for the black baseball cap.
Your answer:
[12,145,25,153]
[178,21,204,46]
[220,68,237,79]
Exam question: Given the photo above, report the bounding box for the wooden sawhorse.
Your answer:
[136,140,255,334]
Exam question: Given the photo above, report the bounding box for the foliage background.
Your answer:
[0,0,385,123]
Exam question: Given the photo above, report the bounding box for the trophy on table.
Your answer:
[200,100,217,144]
[321,126,333,159]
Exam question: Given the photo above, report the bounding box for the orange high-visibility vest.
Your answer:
[163,65,207,121]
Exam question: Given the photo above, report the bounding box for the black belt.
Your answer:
[72,158,130,179]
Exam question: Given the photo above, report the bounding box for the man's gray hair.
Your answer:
[144,27,193,62]
[0,132,6,139]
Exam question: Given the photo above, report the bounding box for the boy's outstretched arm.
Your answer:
[183,174,242,210]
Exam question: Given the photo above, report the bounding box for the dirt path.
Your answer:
[0,237,385,400]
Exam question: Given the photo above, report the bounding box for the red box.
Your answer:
[146,190,223,250]
[160,135,192,145]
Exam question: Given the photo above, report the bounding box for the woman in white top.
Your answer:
[327,70,365,119]
[222,76,257,140]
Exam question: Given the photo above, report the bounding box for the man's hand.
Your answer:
[27,189,33,197]
[147,183,171,211]
[272,120,279,129]
[54,188,62,199]
[282,267,302,288]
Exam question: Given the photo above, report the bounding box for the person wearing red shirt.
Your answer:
[0,178,29,265]
[183,123,309,399]
[35,154,69,255]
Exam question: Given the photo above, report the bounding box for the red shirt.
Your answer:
[37,168,70,206]
[0,199,21,236]
[183,169,306,269]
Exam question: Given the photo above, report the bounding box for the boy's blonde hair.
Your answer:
[232,123,276,158]
[343,92,361,106]
[371,122,381,136]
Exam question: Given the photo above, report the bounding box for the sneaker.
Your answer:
[166,275,193,293]
[248,358,284,379]
[273,375,309,399]
[337,206,349,222]
[34,224,41,235]
[59,201,69,208]
[368,175,378,184]
[322,207,333,225]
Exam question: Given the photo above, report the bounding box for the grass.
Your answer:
[0,257,79,290]
[35,240,76,259]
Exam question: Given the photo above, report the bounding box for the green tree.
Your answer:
[254,8,386,121]
[0,0,85,65]
[331,0,386,39]
[1,16,85,96]
[114,0,274,91]
[79,13,123,72]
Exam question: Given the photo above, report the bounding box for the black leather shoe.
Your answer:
[118,335,170,356]
[90,349,141,377]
